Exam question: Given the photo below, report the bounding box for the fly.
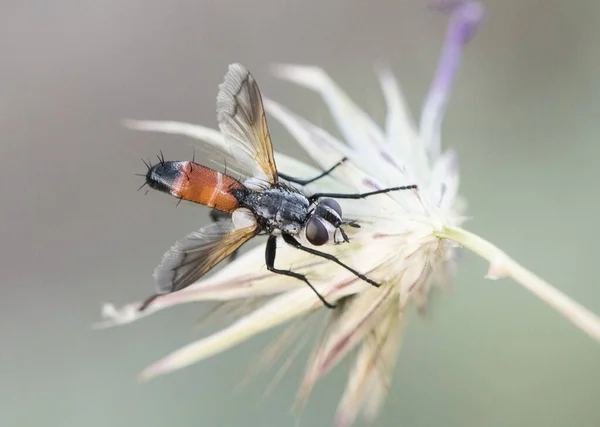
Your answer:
[138,63,417,310]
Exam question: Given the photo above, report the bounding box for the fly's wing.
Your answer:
[217,63,278,186]
[153,210,258,294]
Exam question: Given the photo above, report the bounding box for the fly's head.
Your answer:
[305,198,359,246]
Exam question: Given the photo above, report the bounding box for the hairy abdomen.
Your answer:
[146,161,243,212]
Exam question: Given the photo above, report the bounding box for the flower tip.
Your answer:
[94,301,148,328]
[486,260,509,280]
[373,62,396,86]
[269,63,309,77]
[91,303,120,330]
[372,60,392,75]
[269,63,326,90]
[139,354,184,382]
[138,365,161,382]
[122,119,173,135]
[101,302,117,316]
[436,1,485,42]
[121,119,146,130]
[456,2,485,43]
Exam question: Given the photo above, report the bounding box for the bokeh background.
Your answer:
[2,1,600,426]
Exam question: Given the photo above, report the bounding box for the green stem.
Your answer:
[435,226,600,343]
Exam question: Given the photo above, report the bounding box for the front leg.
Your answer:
[265,235,336,308]
[308,184,417,204]
[281,234,381,288]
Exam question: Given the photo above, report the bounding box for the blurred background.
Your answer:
[2,0,600,426]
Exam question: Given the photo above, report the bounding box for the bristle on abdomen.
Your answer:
[146,161,242,212]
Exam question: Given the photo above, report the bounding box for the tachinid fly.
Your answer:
[138,63,417,310]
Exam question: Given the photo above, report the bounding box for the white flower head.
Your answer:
[98,2,600,426]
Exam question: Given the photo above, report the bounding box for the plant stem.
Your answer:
[435,225,600,343]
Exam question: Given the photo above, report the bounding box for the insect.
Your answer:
[138,63,417,310]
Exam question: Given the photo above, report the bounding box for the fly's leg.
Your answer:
[282,234,381,288]
[265,235,336,308]
[278,158,346,186]
[209,209,239,263]
[308,184,418,203]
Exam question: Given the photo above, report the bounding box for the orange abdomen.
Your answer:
[146,161,243,212]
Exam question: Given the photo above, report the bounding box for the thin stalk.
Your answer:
[435,225,600,343]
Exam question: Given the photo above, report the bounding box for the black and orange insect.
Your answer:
[138,64,417,310]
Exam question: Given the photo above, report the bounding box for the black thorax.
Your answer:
[231,185,310,234]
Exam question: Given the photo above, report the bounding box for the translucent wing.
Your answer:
[153,210,258,296]
[217,63,278,185]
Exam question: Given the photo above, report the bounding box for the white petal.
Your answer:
[361,306,404,422]
[265,98,410,214]
[335,300,404,427]
[428,148,460,210]
[264,98,350,169]
[376,66,418,157]
[139,287,324,380]
[123,119,225,149]
[299,285,395,398]
[377,66,430,184]
[272,65,410,187]
[271,64,386,151]
[376,65,416,146]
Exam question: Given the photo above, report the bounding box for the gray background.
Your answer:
[2,1,600,426]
